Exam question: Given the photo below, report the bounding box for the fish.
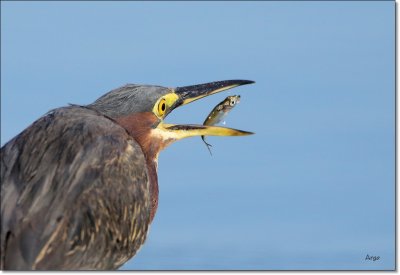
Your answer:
[201,95,241,155]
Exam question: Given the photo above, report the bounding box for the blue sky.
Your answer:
[1,1,395,270]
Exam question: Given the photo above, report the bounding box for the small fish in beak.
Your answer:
[201,95,241,155]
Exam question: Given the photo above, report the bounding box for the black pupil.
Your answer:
[161,103,166,111]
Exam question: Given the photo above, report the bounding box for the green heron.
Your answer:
[0,80,254,270]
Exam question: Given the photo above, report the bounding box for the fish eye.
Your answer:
[158,98,167,116]
[230,100,235,106]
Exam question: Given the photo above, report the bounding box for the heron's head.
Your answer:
[88,80,254,159]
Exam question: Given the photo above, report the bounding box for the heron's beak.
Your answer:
[156,80,255,140]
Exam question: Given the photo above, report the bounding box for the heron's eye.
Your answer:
[158,98,167,116]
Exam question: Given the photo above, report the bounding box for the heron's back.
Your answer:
[1,106,151,270]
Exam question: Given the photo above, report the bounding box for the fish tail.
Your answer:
[206,144,213,156]
[201,136,213,156]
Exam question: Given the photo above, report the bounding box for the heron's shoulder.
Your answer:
[17,105,132,142]
[0,104,143,191]
[48,105,123,129]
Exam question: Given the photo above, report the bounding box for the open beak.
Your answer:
[158,80,255,140]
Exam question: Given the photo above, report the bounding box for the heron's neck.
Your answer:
[144,158,159,222]
[115,112,163,222]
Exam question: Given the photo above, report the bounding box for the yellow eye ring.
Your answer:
[158,98,167,116]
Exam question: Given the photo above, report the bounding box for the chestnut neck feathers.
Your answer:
[114,112,165,222]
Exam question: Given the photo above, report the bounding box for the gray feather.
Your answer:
[87,84,171,118]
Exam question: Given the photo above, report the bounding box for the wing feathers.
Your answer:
[1,106,151,270]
